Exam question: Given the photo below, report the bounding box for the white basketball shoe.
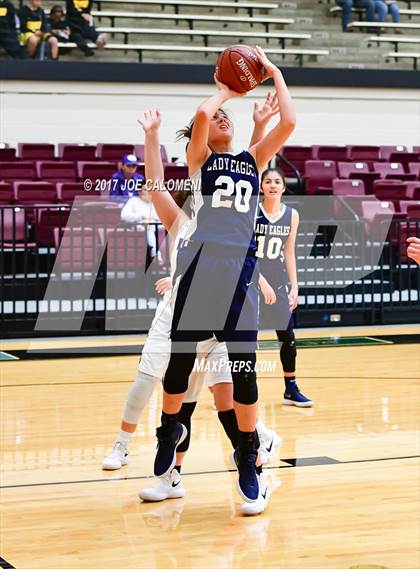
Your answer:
[138,469,185,502]
[257,422,282,465]
[102,441,129,470]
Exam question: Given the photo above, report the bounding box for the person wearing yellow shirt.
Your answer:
[19,0,58,59]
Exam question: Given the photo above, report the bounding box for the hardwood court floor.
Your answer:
[1,325,419,569]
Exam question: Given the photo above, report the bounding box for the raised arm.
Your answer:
[187,75,242,174]
[284,208,299,310]
[249,46,296,172]
[138,109,188,236]
[248,92,279,148]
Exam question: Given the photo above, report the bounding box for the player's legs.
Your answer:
[47,35,58,59]
[102,370,160,470]
[276,328,313,407]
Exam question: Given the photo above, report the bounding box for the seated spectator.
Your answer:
[19,0,58,59]
[407,237,420,264]
[46,5,70,43]
[335,0,375,32]
[121,188,161,257]
[110,154,145,201]
[0,0,25,58]
[375,0,400,23]
[66,0,107,57]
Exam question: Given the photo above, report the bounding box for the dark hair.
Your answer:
[261,167,286,187]
[50,4,64,14]
[176,108,232,147]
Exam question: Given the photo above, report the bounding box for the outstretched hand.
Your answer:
[138,108,162,133]
[253,91,279,126]
[254,45,280,82]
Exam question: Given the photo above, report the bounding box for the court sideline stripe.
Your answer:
[2,376,419,388]
[2,454,418,490]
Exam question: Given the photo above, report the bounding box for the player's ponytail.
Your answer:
[176,118,195,147]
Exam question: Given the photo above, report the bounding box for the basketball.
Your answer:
[215,45,264,94]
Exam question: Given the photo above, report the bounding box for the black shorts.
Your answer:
[170,242,259,349]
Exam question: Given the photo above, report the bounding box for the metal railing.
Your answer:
[1,204,419,336]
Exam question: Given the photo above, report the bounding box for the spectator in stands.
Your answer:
[0,0,25,58]
[110,153,145,200]
[19,0,58,59]
[121,189,161,257]
[335,0,375,32]
[46,5,70,43]
[374,0,400,23]
[66,0,107,57]
[407,237,420,264]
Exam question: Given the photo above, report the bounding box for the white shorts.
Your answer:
[139,293,232,403]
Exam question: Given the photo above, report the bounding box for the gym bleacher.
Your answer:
[1,0,418,68]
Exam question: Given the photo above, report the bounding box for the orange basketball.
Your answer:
[215,45,264,94]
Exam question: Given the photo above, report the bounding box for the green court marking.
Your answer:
[0,352,19,361]
[259,336,393,350]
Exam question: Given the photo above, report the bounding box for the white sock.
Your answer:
[117,430,132,447]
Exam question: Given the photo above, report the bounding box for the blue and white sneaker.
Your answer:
[283,382,313,408]
[154,423,187,478]
[233,447,259,503]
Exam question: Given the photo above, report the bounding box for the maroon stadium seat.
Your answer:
[57,182,87,204]
[373,162,405,178]
[348,145,380,161]
[280,146,313,176]
[405,182,420,200]
[134,144,167,163]
[164,164,188,183]
[105,227,147,271]
[36,207,72,247]
[338,161,369,178]
[0,182,14,204]
[58,143,97,161]
[96,144,134,161]
[380,145,407,161]
[0,147,17,161]
[54,226,102,271]
[0,161,37,181]
[332,178,365,195]
[337,161,380,192]
[18,143,55,160]
[77,161,116,181]
[14,181,58,205]
[304,160,337,194]
[36,161,76,182]
[413,146,420,153]
[0,208,35,248]
[399,200,420,215]
[375,188,407,208]
[314,145,348,161]
[405,203,420,218]
[408,162,420,177]
[388,152,420,171]
[372,180,407,199]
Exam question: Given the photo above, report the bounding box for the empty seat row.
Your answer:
[304,160,420,194]
[0,162,188,184]
[0,143,169,162]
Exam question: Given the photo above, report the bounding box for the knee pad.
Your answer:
[122,371,159,425]
[177,401,197,453]
[229,351,258,405]
[163,351,197,395]
[276,329,296,373]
